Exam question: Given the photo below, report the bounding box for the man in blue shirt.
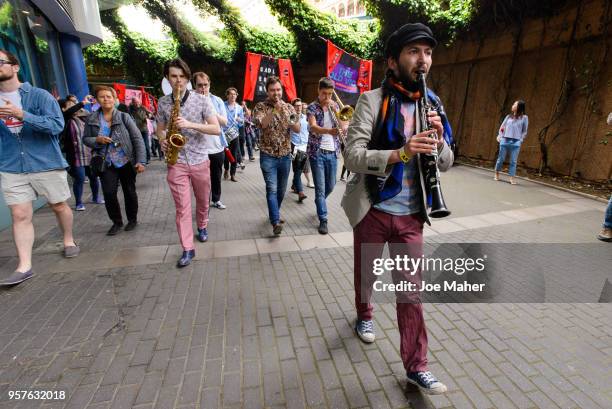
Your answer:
[0,49,79,286]
[289,98,309,203]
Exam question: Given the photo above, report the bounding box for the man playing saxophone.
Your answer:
[156,58,220,268]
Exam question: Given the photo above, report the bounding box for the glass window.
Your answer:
[0,0,67,97]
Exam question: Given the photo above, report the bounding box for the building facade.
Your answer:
[0,0,113,229]
[308,0,367,19]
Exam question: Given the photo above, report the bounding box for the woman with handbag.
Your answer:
[83,86,146,236]
[223,87,244,182]
[494,100,528,185]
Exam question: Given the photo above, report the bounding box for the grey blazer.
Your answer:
[83,109,146,165]
[341,88,454,228]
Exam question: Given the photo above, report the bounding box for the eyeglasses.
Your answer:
[0,59,15,67]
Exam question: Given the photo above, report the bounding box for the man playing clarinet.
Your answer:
[342,23,454,395]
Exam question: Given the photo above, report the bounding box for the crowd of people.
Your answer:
[0,20,610,399]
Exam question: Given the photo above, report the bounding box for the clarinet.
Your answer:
[417,71,451,218]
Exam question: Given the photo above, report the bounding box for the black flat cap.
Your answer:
[385,23,437,58]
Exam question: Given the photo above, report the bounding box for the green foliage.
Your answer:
[365,0,476,48]
[95,8,178,90]
[264,0,379,59]
[192,0,298,58]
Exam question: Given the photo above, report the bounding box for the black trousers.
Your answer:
[100,164,138,225]
[223,139,239,176]
[209,150,225,202]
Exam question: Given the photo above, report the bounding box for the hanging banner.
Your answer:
[278,58,297,102]
[112,83,127,103]
[124,89,142,105]
[243,52,296,103]
[326,40,372,106]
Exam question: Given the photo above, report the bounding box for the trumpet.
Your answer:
[332,89,354,122]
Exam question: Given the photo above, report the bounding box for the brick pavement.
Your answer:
[0,158,610,409]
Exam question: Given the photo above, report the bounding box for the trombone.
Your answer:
[332,89,354,122]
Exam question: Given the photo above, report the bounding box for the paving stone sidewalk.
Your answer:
[0,158,610,409]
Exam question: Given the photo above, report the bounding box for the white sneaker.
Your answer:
[213,201,227,210]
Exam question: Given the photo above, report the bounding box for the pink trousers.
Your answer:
[353,208,429,373]
[167,161,211,251]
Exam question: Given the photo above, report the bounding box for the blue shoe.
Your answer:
[407,371,447,395]
[355,319,375,343]
[197,227,208,243]
[75,204,85,211]
[0,270,33,286]
[177,250,195,268]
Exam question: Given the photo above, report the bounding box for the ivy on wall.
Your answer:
[98,8,178,89]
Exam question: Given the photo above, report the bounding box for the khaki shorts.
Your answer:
[0,170,71,206]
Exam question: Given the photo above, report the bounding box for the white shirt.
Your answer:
[319,110,335,151]
[0,90,23,134]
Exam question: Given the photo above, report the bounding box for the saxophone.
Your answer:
[165,85,187,166]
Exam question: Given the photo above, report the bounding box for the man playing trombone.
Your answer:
[306,77,349,235]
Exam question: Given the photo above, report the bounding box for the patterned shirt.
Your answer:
[157,91,215,165]
[100,114,129,168]
[306,100,342,159]
[253,100,296,157]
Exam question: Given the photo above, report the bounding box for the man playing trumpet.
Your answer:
[253,76,301,236]
[156,58,220,267]
[306,77,349,235]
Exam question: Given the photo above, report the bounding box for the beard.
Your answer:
[396,64,426,93]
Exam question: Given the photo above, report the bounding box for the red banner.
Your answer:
[278,58,297,102]
[243,52,297,102]
[112,83,126,103]
[325,40,372,105]
[243,52,262,102]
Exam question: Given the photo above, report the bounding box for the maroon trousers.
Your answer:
[353,208,429,373]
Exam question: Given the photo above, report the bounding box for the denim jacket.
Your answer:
[0,82,67,173]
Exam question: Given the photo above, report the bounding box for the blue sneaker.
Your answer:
[177,250,195,268]
[407,371,447,395]
[75,204,85,211]
[355,319,375,343]
[197,227,208,243]
[0,270,33,286]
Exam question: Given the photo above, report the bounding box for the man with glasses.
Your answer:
[0,49,80,286]
[193,72,229,209]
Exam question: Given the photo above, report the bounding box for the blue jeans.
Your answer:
[309,150,338,222]
[140,129,151,163]
[604,195,612,229]
[495,139,521,176]
[260,153,291,225]
[72,166,99,206]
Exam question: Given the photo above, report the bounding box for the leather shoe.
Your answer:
[298,193,307,203]
[177,249,195,268]
[197,227,208,243]
[318,220,328,235]
[125,221,138,231]
[107,223,123,236]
